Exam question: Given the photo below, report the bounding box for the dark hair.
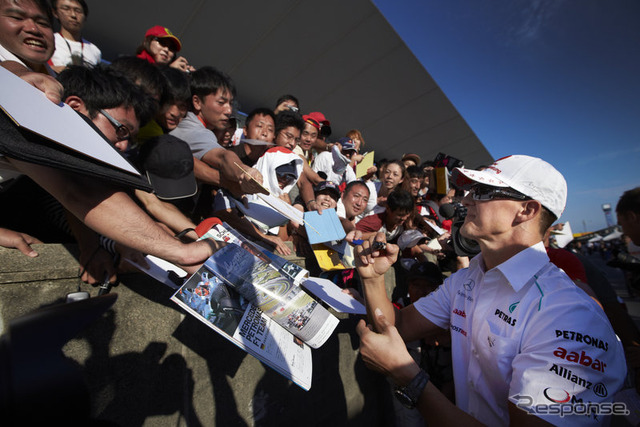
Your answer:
[158,66,191,106]
[245,108,275,128]
[383,159,407,186]
[108,56,167,105]
[190,66,236,103]
[35,0,53,23]
[408,261,443,286]
[343,180,370,197]
[58,65,156,126]
[387,189,415,212]
[419,160,435,169]
[539,206,557,236]
[275,94,299,110]
[616,187,640,214]
[51,0,88,15]
[275,110,304,135]
[406,165,424,179]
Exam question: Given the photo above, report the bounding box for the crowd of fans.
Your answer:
[2,0,640,425]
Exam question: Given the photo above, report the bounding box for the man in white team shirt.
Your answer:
[354,155,626,426]
[48,0,100,72]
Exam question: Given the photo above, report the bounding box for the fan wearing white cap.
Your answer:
[353,155,626,426]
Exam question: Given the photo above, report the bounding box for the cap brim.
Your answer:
[403,155,420,164]
[316,188,340,200]
[451,167,510,190]
[159,35,182,52]
[146,170,197,200]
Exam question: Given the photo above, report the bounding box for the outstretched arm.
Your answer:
[8,158,219,268]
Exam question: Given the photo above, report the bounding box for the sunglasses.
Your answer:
[469,184,530,201]
[152,37,178,51]
[99,109,130,142]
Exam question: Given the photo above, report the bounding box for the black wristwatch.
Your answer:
[393,369,429,409]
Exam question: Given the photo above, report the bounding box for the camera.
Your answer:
[439,202,480,258]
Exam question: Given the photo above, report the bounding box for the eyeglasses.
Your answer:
[469,184,530,201]
[281,131,301,144]
[99,109,130,142]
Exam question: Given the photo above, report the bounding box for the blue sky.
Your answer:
[374,0,640,233]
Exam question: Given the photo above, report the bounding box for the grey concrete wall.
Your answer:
[0,244,398,426]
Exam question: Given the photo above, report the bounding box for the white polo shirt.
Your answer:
[413,242,626,426]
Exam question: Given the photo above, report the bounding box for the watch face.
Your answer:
[394,388,416,409]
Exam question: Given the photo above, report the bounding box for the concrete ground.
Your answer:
[1,245,638,425]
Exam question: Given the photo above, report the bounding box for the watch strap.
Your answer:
[394,369,429,409]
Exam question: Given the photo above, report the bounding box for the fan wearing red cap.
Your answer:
[308,111,332,152]
[136,25,194,72]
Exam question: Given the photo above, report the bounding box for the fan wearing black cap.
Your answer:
[135,134,199,241]
[293,180,340,213]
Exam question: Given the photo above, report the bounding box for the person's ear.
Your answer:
[192,94,202,114]
[516,199,542,224]
[65,95,87,114]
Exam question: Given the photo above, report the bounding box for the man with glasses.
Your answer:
[58,64,152,153]
[48,0,101,72]
[353,155,626,425]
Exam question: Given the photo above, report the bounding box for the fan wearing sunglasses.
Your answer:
[354,155,626,426]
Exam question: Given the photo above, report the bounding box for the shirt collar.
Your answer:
[0,43,56,76]
[470,241,549,292]
[0,44,27,68]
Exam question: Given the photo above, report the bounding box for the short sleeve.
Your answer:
[508,295,626,425]
[412,276,455,329]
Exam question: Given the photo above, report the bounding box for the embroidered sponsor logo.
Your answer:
[553,347,607,372]
[456,290,473,302]
[555,330,609,352]
[450,324,467,337]
[544,387,571,404]
[494,308,516,326]
[463,279,475,291]
[593,383,608,398]
[453,308,466,318]
[549,364,593,390]
[509,301,519,313]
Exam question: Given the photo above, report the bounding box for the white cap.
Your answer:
[397,229,428,250]
[451,155,567,219]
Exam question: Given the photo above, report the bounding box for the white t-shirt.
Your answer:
[49,33,101,67]
[413,242,626,426]
[312,149,356,186]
